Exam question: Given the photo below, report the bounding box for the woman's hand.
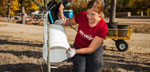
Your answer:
[58,3,77,26]
[58,3,65,19]
[66,47,76,58]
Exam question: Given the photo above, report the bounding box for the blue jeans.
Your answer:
[73,44,103,72]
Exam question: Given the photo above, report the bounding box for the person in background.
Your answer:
[56,0,108,72]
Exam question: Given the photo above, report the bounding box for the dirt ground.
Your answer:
[0,17,150,72]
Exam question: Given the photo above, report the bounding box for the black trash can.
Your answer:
[118,25,129,37]
[107,22,118,36]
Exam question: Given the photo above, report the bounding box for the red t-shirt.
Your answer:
[74,11,108,48]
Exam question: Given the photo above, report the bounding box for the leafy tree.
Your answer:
[116,0,150,16]
[133,0,150,15]
[24,0,39,14]
[0,0,20,16]
[0,0,9,16]
[0,0,149,17]
[10,0,21,15]
[72,0,89,15]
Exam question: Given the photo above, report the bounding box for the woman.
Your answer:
[57,0,107,72]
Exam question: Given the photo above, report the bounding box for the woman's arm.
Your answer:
[76,36,104,54]
[58,3,77,26]
[65,18,77,26]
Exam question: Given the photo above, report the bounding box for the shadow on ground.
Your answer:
[0,38,150,71]
[0,39,43,47]
[103,53,150,71]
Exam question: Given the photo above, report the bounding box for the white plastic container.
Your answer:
[43,24,70,62]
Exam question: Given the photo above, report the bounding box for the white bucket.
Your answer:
[43,24,70,62]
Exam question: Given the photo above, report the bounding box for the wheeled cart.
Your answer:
[106,25,132,51]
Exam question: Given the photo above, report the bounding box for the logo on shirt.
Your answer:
[79,30,93,41]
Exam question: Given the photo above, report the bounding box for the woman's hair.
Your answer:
[87,0,104,18]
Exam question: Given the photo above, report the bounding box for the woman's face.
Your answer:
[86,8,101,24]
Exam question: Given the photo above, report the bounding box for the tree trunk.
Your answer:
[8,0,11,21]
[21,0,25,24]
[109,0,117,23]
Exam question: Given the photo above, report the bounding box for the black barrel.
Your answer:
[118,25,129,37]
[107,22,118,36]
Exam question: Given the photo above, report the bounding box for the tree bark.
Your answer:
[8,0,11,21]
[109,0,117,23]
[21,0,25,24]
